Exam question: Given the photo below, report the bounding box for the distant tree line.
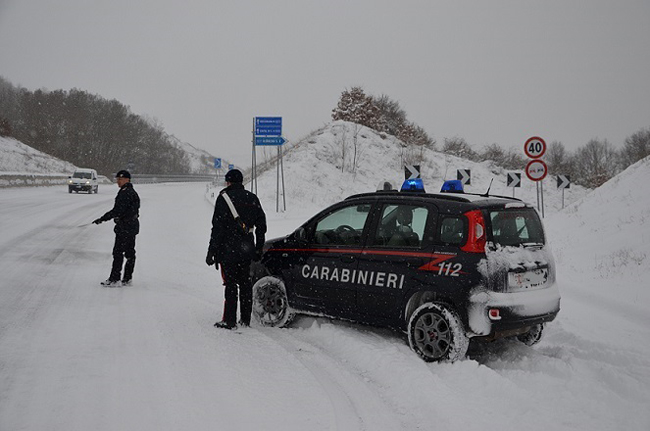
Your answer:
[332,86,650,188]
[0,76,190,176]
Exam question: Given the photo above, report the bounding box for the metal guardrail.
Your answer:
[0,173,223,187]
[0,173,70,187]
[126,174,222,184]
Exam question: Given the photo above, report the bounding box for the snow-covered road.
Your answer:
[1,183,648,431]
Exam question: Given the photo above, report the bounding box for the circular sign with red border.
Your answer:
[525,159,548,181]
[524,136,547,159]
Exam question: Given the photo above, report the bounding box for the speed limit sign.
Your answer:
[524,136,547,159]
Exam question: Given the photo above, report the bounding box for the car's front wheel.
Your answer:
[407,303,469,362]
[252,276,294,327]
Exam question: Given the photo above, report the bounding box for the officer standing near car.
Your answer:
[206,169,267,329]
[93,170,140,287]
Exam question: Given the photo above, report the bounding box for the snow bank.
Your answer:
[546,156,650,309]
[0,136,77,175]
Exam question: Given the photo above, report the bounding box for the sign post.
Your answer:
[524,136,547,217]
[457,169,471,185]
[507,172,521,197]
[557,174,571,209]
[404,165,421,180]
[253,116,286,212]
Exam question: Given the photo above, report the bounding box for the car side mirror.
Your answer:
[294,227,308,243]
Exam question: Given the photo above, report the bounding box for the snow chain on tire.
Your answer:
[407,303,469,362]
[252,276,294,328]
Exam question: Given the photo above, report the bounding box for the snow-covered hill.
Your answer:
[0,136,77,174]
[546,156,650,323]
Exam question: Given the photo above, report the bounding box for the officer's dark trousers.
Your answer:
[110,233,137,281]
[220,260,252,326]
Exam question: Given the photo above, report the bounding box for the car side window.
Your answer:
[439,216,465,245]
[313,204,371,246]
[372,204,428,248]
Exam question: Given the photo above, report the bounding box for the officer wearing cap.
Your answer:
[206,168,267,329]
[93,170,140,287]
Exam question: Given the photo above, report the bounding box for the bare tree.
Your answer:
[573,138,620,188]
[329,124,348,172]
[546,141,574,175]
[442,136,478,161]
[620,127,650,168]
[374,94,407,136]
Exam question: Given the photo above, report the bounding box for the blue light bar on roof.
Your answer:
[440,180,464,193]
[401,178,425,193]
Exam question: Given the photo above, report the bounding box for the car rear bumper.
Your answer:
[467,283,561,337]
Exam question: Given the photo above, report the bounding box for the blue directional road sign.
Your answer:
[255,117,282,136]
[228,164,234,170]
[214,158,222,169]
[255,136,286,146]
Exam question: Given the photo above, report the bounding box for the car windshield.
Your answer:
[489,208,545,246]
[73,172,92,179]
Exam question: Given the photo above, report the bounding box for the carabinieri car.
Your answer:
[251,179,560,362]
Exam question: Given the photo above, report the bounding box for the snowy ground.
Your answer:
[1,159,649,430]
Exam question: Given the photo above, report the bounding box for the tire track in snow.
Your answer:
[256,326,408,431]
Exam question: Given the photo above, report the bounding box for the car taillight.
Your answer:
[461,210,486,253]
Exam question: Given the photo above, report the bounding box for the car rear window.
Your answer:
[439,216,465,245]
[489,208,545,246]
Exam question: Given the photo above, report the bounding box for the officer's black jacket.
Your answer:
[209,183,267,263]
[99,182,140,235]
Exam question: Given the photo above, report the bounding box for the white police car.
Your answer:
[252,179,560,362]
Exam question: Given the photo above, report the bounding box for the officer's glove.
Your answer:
[206,248,217,266]
[92,218,103,225]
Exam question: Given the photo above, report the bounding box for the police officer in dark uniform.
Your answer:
[93,170,140,287]
[206,169,267,329]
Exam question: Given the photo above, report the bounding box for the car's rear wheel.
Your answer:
[516,323,545,346]
[252,276,294,327]
[408,303,469,362]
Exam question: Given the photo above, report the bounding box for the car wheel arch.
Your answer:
[403,290,459,326]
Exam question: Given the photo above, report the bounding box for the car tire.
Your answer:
[516,323,545,346]
[407,303,469,362]
[252,276,294,328]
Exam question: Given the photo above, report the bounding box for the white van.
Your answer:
[68,168,99,194]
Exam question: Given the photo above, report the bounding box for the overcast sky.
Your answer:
[1,0,649,168]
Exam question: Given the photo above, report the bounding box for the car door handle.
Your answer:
[340,255,356,263]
